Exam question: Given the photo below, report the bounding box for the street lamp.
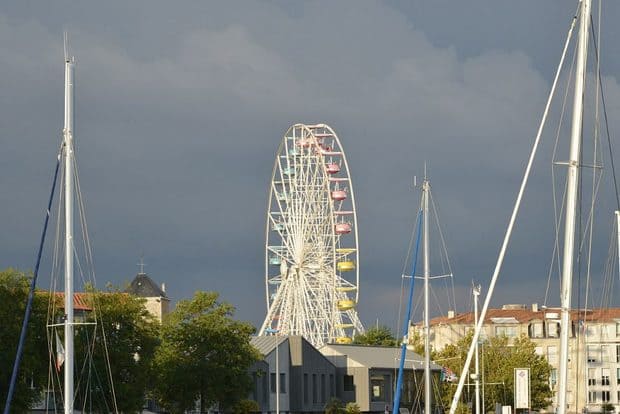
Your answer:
[265,328,280,414]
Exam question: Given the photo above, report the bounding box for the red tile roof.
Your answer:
[54,292,93,311]
[428,307,620,326]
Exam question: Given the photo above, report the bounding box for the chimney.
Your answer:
[448,310,455,319]
[532,303,539,312]
[161,283,166,293]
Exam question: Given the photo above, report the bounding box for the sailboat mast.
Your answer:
[558,1,590,413]
[422,178,431,414]
[473,285,481,414]
[63,44,75,414]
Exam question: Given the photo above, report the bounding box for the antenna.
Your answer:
[63,32,69,63]
[137,254,146,274]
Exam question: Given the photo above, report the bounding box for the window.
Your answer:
[616,321,620,337]
[602,391,611,403]
[617,368,620,385]
[370,375,386,402]
[271,373,276,393]
[495,325,517,337]
[548,346,558,365]
[616,345,620,363]
[530,322,544,338]
[304,374,309,404]
[534,346,543,356]
[547,322,559,338]
[550,369,557,388]
[321,374,326,403]
[312,374,317,403]
[343,375,354,392]
[602,345,610,362]
[602,369,610,386]
[587,345,597,363]
[280,373,286,393]
[589,369,596,386]
[588,391,596,404]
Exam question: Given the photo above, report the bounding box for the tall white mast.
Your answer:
[422,177,431,414]
[558,1,590,413]
[63,35,75,414]
[473,285,481,414]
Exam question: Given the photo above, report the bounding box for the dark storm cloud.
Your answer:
[1,1,620,331]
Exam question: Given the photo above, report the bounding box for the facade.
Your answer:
[250,335,338,413]
[250,337,441,414]
[125,272,170,322]
[320,344,442,413]
[416,304,620,414]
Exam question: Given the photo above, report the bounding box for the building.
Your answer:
[250,335,338,413]
[320,343,442,413]
[417,304,620,414]
[125,271,170,322]
[249,336,441,414]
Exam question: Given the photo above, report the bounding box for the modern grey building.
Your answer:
[250,336,441,414]
[320,344,442,413]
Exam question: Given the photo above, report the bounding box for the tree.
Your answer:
[325,397,345,414]
[0,268,51,414]
[73,289,159,413]
[353,325,397,347]
[152,291,261,413]
[345,402,361,414]
[435,332,552,412]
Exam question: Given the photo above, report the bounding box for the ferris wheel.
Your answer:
[259,123,364,347]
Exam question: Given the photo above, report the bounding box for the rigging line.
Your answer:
[590,14,620,210]
[448,9,579,414]
[547,46,577,307]
[430,191,457,313]
[547,36,578,307]
[392,208,423,414]
[4,151,61,414]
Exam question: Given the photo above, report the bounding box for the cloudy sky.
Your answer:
[2,1,620,332]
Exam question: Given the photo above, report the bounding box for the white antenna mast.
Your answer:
[62,32,75,414]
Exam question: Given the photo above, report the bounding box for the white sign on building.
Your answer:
[514,368,530,409]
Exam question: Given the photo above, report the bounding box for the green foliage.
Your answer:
[152,291,261,413]
[324,397,345,414]
[232,399,260,414]
[353,325,397,347]
[602,403,615,413]
[0,269,51,413]
[434,332,552,411]
[73,289,159,413]
[345,402,361,414]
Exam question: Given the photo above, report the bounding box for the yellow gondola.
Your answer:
[335,323,355,329]
[337,261,355,272]
[336,248,357,255]
[335,337,352,344]
[337,299,356,311]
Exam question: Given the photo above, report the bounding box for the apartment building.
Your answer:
[413,304,620,414]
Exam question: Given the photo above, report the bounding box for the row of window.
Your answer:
[588,390,615,403]
[587,368,620,387]
[302,373,335,405]
[524,321,620,340]
[537,344,620,365]
[252,372,338,406]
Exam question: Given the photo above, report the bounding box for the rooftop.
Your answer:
[126,273,168,299]
[429,305,620,326]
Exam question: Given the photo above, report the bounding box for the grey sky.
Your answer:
[1,1,620,332]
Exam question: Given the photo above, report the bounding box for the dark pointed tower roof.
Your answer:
[126,272,168,299]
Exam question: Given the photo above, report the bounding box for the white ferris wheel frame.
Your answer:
[259,123,364,347]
